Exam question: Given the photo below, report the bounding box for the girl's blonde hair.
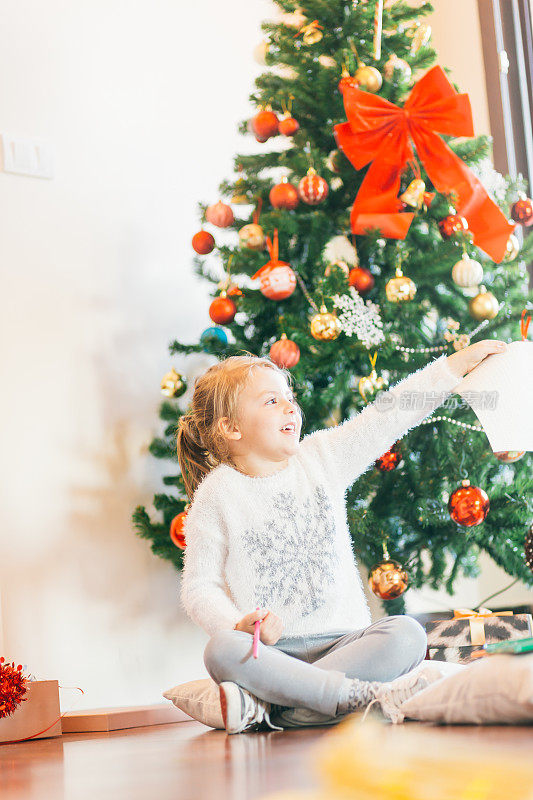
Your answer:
[176,355,291,499]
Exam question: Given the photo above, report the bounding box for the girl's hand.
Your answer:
[235,609,284,645]
[446,339,507,380]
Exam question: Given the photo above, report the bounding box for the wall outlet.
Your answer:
[1,134,54,179]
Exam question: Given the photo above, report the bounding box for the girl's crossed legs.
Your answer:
[203,614,428,728]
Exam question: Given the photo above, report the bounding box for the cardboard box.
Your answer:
[61,703,191,733]
[0,680,62,744]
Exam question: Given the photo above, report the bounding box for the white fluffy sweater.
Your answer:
[180,355,461,639]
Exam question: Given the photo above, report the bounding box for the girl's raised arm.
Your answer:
[301,354,462,491]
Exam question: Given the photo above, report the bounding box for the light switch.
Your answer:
[1,134,54,179]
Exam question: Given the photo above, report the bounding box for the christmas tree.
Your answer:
[133,0,533,613]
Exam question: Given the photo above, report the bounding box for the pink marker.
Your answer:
[253,606,261,659]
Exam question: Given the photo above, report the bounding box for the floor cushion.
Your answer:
[163,678,224,729]
[401,653,533,724]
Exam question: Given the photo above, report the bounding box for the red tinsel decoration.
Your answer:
[0,657,28,718]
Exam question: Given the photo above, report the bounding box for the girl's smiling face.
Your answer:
[220,366,302,475]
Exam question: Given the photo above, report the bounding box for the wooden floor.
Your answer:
[1,719,532,800]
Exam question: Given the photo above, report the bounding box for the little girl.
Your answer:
[178,339,506,734]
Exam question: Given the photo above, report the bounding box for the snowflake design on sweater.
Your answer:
[332,287,385,349]
[242,485,340,616]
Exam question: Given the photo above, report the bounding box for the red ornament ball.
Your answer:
[376,444,402,472]
[438,214,469,239]
[206,201,234,228]
[170,512,187,550]
[192,230,215,254]
[448,479,490,526]
[269,179,299,210]
[511,197,533,226]
[338,74,359,92]
[494,450,525,463]
[349,267,375,294]
[259,264,297,300]
[0,658,27,719]
[298,168,329,205]
[278,116,300,136]
[269,334,300,368]
[252,109,279,140]
[209,295,236,325]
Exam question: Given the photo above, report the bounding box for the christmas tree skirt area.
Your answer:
[1,717,532,800]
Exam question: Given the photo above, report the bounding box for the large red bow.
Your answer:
[334,65,514,262]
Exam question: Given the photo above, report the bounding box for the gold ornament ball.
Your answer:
[385,269,417,302]
[161,368,187,399]
[504,233,520,262]
[310,305,341,341]
[468,285,499,321]
[303,27,323,45]
[239,223,265,250]
[354,65,383,93]
[368,559,409,600]
[358,375,376,403]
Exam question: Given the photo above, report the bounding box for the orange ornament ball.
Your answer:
[494,450,525,463]
[209,295,237,325]
[269,179,299,210]
[368,559,409,600]
[298,168,329,205]
[448,479,490,527]
[206,201,234,228]
[259,264,296,300]
[252,109,279,140]
[278,116,300,136]
[192,230,215,255]
[170,511,187,549]
[269,334,300,368]
[349,267,375,294]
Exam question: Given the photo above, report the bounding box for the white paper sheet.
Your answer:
[454,341,533,452]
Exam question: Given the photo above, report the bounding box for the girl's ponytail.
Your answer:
[176,413,217,500]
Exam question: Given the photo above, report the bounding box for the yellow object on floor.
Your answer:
[261,714,533,800]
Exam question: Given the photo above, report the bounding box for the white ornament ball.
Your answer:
[323,235,358,266]
[451,254,484,288]
[318,55,337,69]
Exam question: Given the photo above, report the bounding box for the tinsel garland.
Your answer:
[0,657,28,718]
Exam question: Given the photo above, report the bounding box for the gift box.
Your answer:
[428,646,487,665]
[425,608,533,649]
[0,680,62,744]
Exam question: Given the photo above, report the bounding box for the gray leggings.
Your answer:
[204,615,427,728]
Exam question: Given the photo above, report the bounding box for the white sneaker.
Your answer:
[219,682,283,734]
[363,665,442,725]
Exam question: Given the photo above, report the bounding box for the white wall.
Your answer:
[0,0,530,712]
